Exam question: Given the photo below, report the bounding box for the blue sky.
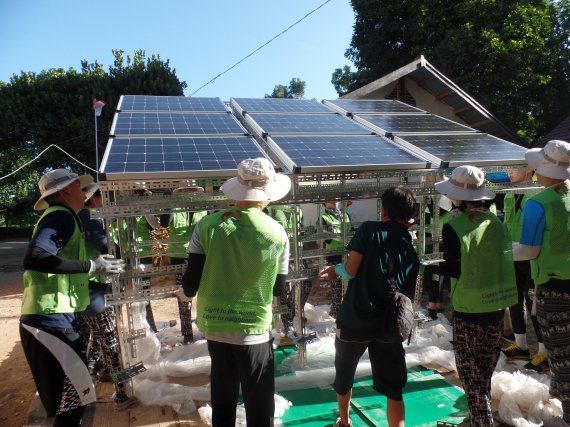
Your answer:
[0,0,356,101]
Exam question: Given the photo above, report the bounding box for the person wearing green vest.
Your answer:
[513,140,570,425]
[171,185,208,344]
[177,158,291,427]
[435,165,517,427]
[319,187,419,427]
[319,201,352,318]
[500,167,547,371]
[20,169,124,427]
[77,183,135,410]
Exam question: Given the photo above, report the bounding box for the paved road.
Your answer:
[0,238,28,273]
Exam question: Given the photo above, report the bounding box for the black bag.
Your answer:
[375,236,418,344]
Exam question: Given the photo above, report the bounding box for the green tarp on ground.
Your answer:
[277,360,469,426]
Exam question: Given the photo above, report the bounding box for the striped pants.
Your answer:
[453,316,502,427]
[536,279,570,422]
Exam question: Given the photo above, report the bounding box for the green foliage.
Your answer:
[0,49,187,227]
[265,77,306,98]
[333,0,570,143]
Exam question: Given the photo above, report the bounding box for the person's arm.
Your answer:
[320,250,363,281]
[23,210,91,273]
[437,223,461,278]
[513,200,545,261]
[178,224,205,299]
[273,226,290,296]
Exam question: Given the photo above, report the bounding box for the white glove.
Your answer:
[90,254,125,275]
[174,287,193,303]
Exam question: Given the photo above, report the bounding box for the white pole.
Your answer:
[94,110,99,182]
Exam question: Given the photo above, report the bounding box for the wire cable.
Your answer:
[189,0,332,96]
[0,144,98,182]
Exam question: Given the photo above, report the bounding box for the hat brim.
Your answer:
[526,148,570,180]
[173,186,204,193]
[434,177,495,202]
[83,183,100,202]
[34,174,93,211]
[221,174,291,202]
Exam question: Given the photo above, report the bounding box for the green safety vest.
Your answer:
[196,207,287,334]
[169,211,207,257]
[22,206,90,314]
[322,210,350,249]
[448,210,517,313]
[529,180,570,285]
[503,193,528,242]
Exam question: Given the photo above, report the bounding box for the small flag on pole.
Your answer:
[92,99,106,117]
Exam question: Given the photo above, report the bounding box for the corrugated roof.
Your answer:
[342,55,524,146]
[537,115,570,147]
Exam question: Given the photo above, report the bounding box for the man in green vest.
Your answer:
[435,165,517,427]
[171,185,208,344]
[20,169,124,426]
[177,157,291,427]
[513,140,570,425]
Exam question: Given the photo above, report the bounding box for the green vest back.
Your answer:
[22,206,90,314]
[448,210,517,313]
[196,207,286,334]
[529,181,570,284]
[322,210,350,249]
[503,193,528,242]
[169,211,207,257]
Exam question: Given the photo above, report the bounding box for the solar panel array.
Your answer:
[101,95,267,178]
[322,99,526,168]
[230,98,429,173]
[101,95,527,178]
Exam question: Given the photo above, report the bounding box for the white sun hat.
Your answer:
[435,165,495,202]
[221,158,291,202]
[34,169,93,211]
[83,182,100,202]
[173,185,204,193]
[525,140,570,180]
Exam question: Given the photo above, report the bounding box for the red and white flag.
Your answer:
[92,99,106,117]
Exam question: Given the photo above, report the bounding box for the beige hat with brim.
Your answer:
[83,182,100,202]
[221,158,291,202]
[525,140,570,180]
[34,169,93,211]
[435,165,495,202]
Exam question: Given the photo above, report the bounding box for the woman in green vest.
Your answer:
[500,167,547,371]
[513,140,570,425]
[176,158,291,427]
[435,165,517,427]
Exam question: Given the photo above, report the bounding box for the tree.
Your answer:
[0,49,187,226]
[332,0,570,143]
[265,77,306,98]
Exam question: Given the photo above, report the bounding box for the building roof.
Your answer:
[537,115,570,147]
[341,55,524,145]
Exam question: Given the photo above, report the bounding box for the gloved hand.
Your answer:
[90,254,125,275]
[173,287,193,303]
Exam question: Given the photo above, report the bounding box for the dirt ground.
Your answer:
[0,239,332,427]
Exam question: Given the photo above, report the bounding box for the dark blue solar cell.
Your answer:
[232,98,333,113]
[120,95,227,112]
[248,113,370,135]
[325,99,424,114]
[355,114,474,135]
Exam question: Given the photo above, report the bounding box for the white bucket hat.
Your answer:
[435,165,495,202]
[34,169,93,211]
[173,185,204,193]
[83,182,100,202]
[525,140,570,180]
[221,158,291,202]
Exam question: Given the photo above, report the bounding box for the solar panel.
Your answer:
[232,98,333,114]
[111,112,246,136]
[247,113,371,136]
[393,133,528,167]
[324,99,425,115]
[118,95,227,112]
[100,136,266,176]
[267,135,429,173]
[354,114,475,136]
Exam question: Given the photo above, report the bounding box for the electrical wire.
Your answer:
[0,144,98,182]
[189,0,332,97]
